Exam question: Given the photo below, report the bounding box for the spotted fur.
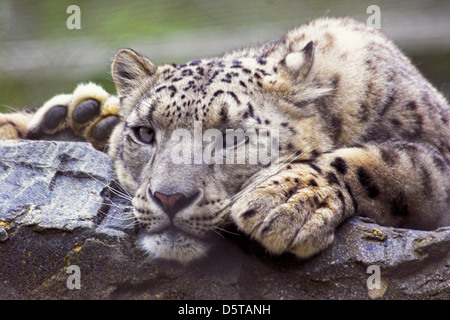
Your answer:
[1,17,449,263]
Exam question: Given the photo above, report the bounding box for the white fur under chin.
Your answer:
[139,231,209,264]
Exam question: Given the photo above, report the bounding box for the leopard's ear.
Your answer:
[112,48,157,95]
[262,41,315,94]
[281,41,315,80]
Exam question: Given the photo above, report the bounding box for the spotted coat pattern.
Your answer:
[1,17,449,263]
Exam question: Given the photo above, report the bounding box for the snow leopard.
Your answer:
[1,17,449,264]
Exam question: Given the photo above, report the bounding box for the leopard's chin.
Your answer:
[139,230,210,264]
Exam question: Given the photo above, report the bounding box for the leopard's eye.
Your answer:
[134,127,155,144]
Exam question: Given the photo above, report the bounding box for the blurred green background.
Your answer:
[1,0,449,113]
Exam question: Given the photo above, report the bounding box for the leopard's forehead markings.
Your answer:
[140,57,273,128]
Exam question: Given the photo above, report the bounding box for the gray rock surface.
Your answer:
[0,140,449,299]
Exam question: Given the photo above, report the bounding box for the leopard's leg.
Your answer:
[0,83,120,151]
[231,141,449,258]
[0,110,35,140]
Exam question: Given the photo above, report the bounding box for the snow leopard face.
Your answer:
[107,46,313,263]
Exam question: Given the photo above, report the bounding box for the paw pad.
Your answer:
[91,116,120,142]
[43,105,67,130]
[72,99,100,124]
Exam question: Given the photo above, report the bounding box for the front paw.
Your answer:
[230,164,343,258]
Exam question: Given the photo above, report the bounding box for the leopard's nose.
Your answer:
[153,191,199,219]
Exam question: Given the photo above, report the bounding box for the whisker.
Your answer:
[97,211,136,222]
[214,226,240,236]
[83,172,133,202]
[106,185,134,201]
[108,178,134,199]
[86,195,136,222]
[87,193,133,211]
[97,199,134,210]
[212,229,226,240]
[0,104,20,113]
